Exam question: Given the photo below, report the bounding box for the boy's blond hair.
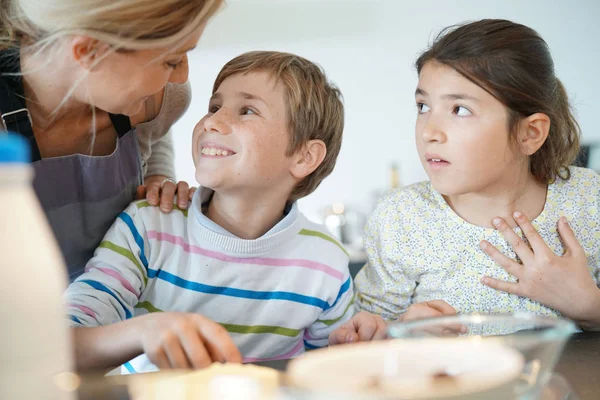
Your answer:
[213,51,344,201]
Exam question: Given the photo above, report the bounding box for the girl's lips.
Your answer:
[427,159,451,170]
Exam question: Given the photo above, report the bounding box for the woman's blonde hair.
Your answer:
[0,0,222,52]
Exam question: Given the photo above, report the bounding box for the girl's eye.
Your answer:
[417,102,430,113]
[208,105,220,114]
[241,107,256,116]
[454,106,472,116]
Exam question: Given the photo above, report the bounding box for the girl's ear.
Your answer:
[518,113,550,155]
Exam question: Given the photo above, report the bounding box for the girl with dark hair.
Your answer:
[353,19,600,331]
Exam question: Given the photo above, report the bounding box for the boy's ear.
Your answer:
[290,140,327,180]
[70,36,111,70]
[518,113,550,156]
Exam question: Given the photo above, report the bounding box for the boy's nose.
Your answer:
[203,111,232,135]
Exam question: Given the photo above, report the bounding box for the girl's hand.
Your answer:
[328,312,388,345]
[139,312,242,369]
[480,211,600,329]
[399,300,458,322]
[137,175,196,213]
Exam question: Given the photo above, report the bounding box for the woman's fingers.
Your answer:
[159,181,177,213]
[145,181,161,206]
[176,181,190,209]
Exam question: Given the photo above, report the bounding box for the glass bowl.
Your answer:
[387,313,577,399]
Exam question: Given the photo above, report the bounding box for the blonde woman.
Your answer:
[0,0,222,279]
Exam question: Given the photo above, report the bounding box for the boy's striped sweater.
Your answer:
[65,188,354,373]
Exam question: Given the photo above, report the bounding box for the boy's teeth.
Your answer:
[432,158,441,162]
[202,147,232,156]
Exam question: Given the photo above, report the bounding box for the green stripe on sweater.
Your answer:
[298,229,349,257]
[99,241,148,286]
[136,201,188,217]
[133,302,300,338]
[136,301,163,313]
[317,298,355,326]
[220,323,300,338]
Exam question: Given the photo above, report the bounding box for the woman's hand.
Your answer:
[480,211,600,330]
[139,313,242,369]
[137,175,196,213]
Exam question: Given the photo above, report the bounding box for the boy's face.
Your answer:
[192,71,297,197]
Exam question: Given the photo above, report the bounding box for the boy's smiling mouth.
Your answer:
[200,143,237,157]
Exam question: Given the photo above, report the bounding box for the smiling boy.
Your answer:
[64,51,357,374]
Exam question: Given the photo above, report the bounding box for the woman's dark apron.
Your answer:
[1,57,143,280]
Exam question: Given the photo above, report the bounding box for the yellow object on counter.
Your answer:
[128,363,281,400]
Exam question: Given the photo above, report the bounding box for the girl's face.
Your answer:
[74,26,204,116]
[415,61,529,197]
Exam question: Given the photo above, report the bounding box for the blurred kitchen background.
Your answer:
[170,0,600,262]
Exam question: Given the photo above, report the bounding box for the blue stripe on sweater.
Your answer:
[326,277,352,311]
[123,362,136,374]
[147,269,330,310]
[80,279,132,319]
[70,315,82,325]
[304,341,322,350]
[118,212,149,269]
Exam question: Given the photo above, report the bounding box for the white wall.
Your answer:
[171,0,600,223]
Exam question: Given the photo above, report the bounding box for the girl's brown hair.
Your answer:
[416,19,580,183]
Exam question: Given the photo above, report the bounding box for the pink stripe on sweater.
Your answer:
[303,330,318,341]
[147,230,344,281]
[242,340,304,363]
[86,266,139,296]
[69,304,97,319]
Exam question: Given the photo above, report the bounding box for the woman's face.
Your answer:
[75,26,204,116]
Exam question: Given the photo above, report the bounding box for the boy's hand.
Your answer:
[138,175,196,213]
[399,300,457,322]
[139,313,242,369]
[329,311,388,345]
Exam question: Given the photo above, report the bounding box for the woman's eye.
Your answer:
[208,105,220,114]
[166,60,183,69]
[417,102,430,113]
[454,106,472,116]
[241,107,256,116]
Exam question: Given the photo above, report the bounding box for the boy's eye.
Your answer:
[208,105,220,114]
[417,102,430,113]
[241,107,256,116]
[453,106,472,116]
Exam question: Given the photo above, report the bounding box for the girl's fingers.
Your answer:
[480,240,523,279]
[481,276,522,296]
[492,217,534,265]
